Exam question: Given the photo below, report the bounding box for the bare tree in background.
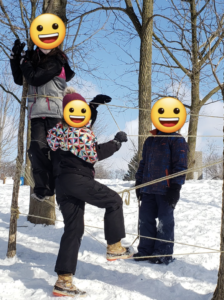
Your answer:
[66,0,154,161]
[0,79,19,167]
[151,0,224,179]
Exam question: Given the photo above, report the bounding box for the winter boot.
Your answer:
[31,193,50,202]
[52,274,86,297]
[148,254,175,265]
[133,252,149,261]
[106,241,133,261]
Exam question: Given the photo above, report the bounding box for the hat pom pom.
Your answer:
[64,86,76,96]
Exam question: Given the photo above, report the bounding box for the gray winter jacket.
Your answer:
[28,76,66,119]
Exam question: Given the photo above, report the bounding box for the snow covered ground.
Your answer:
[0,179,222,300]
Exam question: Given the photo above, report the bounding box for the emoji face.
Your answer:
[63,100,91,128]
[30,14,66,49]
[151,97,187,133]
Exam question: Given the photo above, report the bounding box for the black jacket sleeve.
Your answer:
[64,62,75,82]
[96,140,120,161]
[10,58,23,86]
[20,57,63,87]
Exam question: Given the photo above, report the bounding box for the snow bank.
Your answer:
[0,180,221,299]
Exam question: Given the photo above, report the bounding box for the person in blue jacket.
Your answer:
[134,108,188,264]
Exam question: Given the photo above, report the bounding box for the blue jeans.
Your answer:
[138,193,174,256]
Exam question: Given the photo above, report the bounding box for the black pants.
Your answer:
[55,173,125,275]
[28,117,61,197]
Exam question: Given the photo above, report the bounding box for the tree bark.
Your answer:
[24,119,31,186]
[138,0,153,162]
[186,0,200,179]
[27,0,68,225]
[211,90,224,300]
[7,80,28,258]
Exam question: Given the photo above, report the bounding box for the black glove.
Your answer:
[20,49,33,65]
[90,94,112,109]
[166,183,181,209]
[114,131,128,143]
[135,180,142,200]
[11,39,25,58]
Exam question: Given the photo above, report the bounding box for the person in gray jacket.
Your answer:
[10,39,75,201]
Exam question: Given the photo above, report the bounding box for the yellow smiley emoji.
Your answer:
[64,100,91,128]
[151,97,187,133]
[30,13,66,49]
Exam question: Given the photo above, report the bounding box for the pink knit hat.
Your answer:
[63,87,86,110]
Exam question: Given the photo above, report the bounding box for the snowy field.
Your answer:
[0,179,222,300]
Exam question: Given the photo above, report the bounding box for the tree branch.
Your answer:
[0,83,28,109]
[0,0,19,39]
[153,32,191,77]
[196,0,210,17]
[200,85,223,107]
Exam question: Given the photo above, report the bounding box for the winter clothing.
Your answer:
[10,39,25,59]
[89,94,112,126]
[31,193,50,202]
[114,131,128,143]
[166,183,181,208]
[63,92,86,109]
[47,112,129,274]
[135,180,142,200]
[28,118,62,197]
[135,129,188,262]
[10,47,75,119]
[54,173,126,274]
[47,123,123,178]
[10,43,75,198]
[106,242,133,261]
[47,122,98,164]
[135,129,188,196]
[53,274,86,297]
[137,193,174,259]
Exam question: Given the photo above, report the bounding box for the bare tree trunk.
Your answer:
[24,119,31,186]
[7,81,28,258]
[138,0,153,162]
[211,91,224,300]
[186,0,200,180]
[28,0,68,225]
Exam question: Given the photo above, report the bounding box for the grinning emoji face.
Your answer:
[30,14,66,49]
[151,97,187,133]
[63,100,91,128]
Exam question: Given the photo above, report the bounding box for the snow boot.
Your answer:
[106,241,133,261]
[148,255,175,265]
[133,252,149,261]
[53,274,86,297]
[31,193,50,202]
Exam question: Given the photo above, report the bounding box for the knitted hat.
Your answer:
[63,87,86,110]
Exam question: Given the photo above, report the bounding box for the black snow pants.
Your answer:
[28,118,61,197]
[54,173,126,275]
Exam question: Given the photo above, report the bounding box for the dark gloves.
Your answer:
[20,49,34,65]
[90,94,112,109]
[166,183,181,209]
[112,131,128,150]
[114,131,128,143]
[11,39,25,59]
[135,180,142,200]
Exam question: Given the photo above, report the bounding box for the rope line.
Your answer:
[22,94,223,119]
[118,158,223,197]
[9,209,221,253]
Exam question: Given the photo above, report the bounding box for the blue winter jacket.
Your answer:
[135,129,188,195]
